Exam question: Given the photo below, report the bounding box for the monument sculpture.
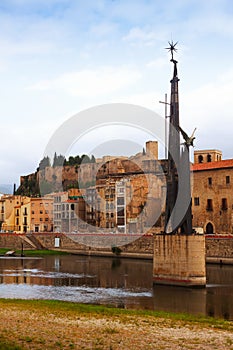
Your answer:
[153,41,206,287]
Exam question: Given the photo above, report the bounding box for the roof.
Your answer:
[192,159,233,171]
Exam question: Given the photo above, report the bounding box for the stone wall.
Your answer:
[34,233,154,258]
[206,236,233,259]
[35,233,233,262]
[0,234,33,250]
[1,233,233,263]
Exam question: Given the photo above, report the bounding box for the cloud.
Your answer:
[180,68,233,155]
[27,66,142,97]
[146,57,167,68]
[123,27,162,46]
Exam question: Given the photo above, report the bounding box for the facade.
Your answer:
[0,195,27,232]
[52,192,68,232]
[0,195,53,233]
[192,149,233,234]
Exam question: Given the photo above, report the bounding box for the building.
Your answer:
[0,195,53,233]
[0,195,27,232]
[192,149,233,234]
[52,192,68,232]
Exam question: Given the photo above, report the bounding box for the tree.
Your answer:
[39,156,51,170]
[53,153,65,167]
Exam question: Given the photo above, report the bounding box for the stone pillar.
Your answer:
[153,234,206,287]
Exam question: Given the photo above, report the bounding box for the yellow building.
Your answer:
[1,195,53,233]
[1,195,27,232]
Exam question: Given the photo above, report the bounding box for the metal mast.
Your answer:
[164,41,192,235]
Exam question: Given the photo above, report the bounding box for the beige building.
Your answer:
[0,195,53,233]
[192,149,233,234]
[0,195,27,232]
[81,141,166,233]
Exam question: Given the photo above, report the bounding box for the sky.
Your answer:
[0,0,233,188]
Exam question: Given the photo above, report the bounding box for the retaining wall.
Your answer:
[0,233,233,263]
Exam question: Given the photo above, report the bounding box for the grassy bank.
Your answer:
[0,299,232,349]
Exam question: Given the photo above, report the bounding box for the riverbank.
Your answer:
[1,233,233,264]
[0,299,232,350]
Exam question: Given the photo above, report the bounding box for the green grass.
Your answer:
[0,339,22,350]
[17,249,69,256]
[0,248,10,255]
[0,299,232,331]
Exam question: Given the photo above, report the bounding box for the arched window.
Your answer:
[206,222,214,234]
[207,154,212,162]
[198,155,203,163]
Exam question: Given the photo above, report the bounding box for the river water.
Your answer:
[0,255,232,320]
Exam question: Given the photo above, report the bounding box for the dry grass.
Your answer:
[0,299,232,349]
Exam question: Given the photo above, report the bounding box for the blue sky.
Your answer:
[1,0,233,186]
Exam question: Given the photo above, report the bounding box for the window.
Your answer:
[207,154,212,162]
[117,208,125,217]
[208,177,212,185]
[194,197,200,206]
[117,197,125,205]
[198,155,203,163]
[226,176,230,184]
[117,217,125,225]
[221,198,228,210]
[206,199,213,211]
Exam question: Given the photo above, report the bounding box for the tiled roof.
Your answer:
[192,159,233,171]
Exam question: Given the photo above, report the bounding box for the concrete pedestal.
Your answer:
[153,234,206,288]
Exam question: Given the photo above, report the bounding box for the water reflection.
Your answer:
[0,255,232,320]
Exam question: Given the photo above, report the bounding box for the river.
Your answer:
[0,255,232,320]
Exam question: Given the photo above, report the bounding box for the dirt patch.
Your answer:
[0,302,232,349]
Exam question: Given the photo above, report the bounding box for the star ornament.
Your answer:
[165,40,178,60]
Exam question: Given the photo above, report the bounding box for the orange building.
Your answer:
[0,195,53,233]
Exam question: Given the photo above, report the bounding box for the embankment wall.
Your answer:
[0,233,233,263]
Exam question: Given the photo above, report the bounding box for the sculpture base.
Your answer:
[153,234,206,288]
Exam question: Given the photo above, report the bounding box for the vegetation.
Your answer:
[0,299,232,349]
[18,249,70,256]
[111,246,122,255]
